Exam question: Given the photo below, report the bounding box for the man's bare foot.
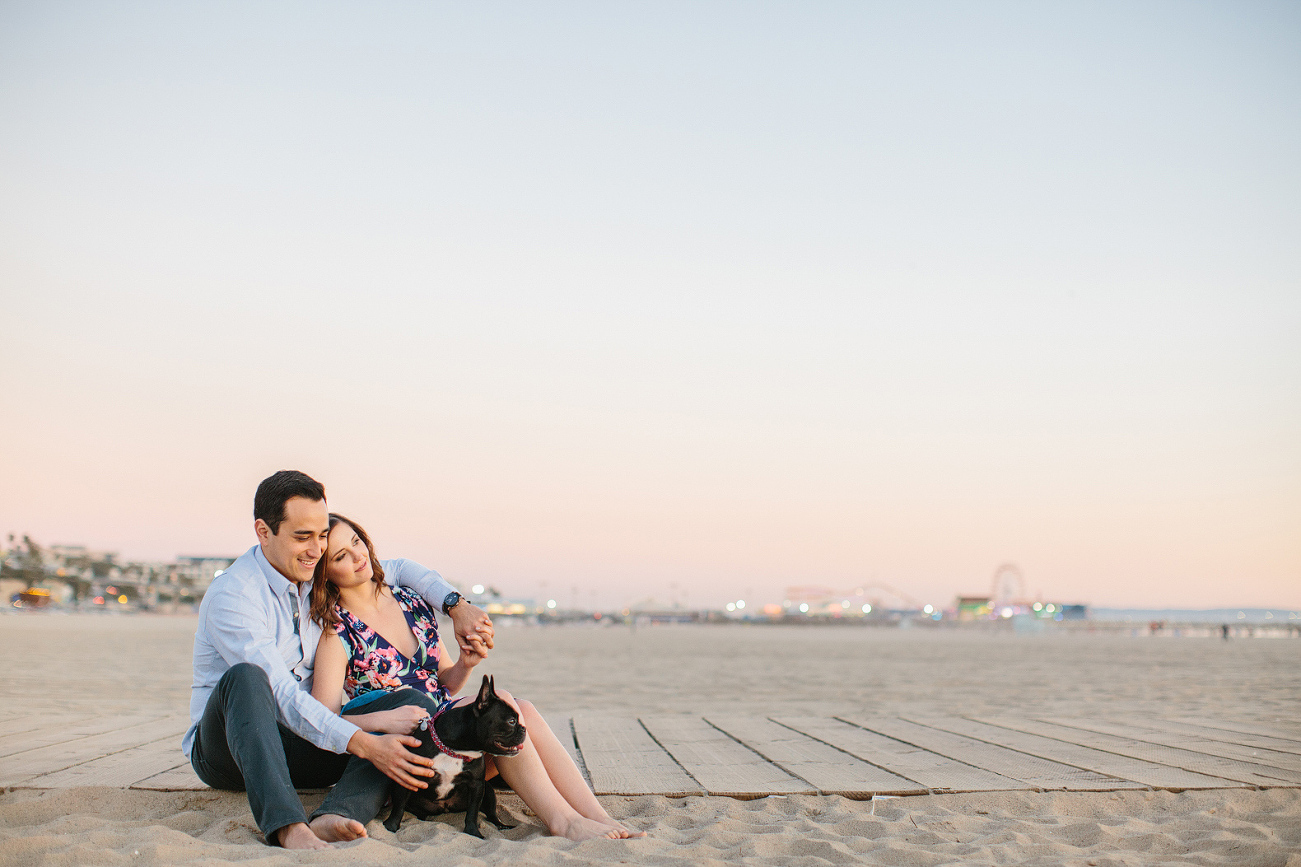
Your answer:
[308,814,368,843]
[276,822,333,850]
[555,815,624,841]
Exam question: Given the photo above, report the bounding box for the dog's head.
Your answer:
[473,675,527,757]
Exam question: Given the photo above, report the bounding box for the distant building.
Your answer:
[177,556,239,592]
[956,596,993,621]
[3,536,235,611]
[783,585,892,617]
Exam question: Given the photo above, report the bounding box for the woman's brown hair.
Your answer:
[310,513,386,630]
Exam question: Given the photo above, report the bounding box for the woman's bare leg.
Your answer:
[492,690,643,838]
[514,699,643,836]
[491,731,624,841]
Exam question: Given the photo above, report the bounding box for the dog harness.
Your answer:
[421,705,476,762]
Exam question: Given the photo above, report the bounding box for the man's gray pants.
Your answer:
[189,663,438,844]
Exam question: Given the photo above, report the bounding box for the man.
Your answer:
[184,470,494,849]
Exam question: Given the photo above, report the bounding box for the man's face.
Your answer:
[256,496,330,585]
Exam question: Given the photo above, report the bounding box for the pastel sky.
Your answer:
[2,2,1298,611]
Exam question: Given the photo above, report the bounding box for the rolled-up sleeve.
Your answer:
[384,559,457,609]
[204,588,360,754]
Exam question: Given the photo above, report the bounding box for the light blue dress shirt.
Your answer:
[183,544,457,757]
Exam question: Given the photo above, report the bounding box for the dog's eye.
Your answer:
[508,717,516,726]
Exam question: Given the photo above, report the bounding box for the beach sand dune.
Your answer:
[1,615,1298,866]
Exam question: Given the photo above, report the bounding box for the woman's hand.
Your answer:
[459,634,488,669]
[433,634,487,696]
[343,706,430,735]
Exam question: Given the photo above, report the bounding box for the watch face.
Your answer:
[444,592,460,611]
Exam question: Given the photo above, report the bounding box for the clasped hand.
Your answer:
[459,633,489,667]
[449,601,495,655]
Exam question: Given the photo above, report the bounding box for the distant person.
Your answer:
[184,470,494,850]
[308,512,641,841]
[1221,623,1230,641]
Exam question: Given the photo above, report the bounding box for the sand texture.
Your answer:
[2,615,1300,866]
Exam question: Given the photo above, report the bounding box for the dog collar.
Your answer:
[422,705,476,762]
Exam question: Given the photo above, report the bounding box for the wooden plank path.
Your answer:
[917,716,1237,791]
[1144,718,1301,757]
[774,716,1016,793]
[2,713,1300,797]
[859,715,1150,792]
[975,718,1297,788]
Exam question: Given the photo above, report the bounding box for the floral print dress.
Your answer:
[332,585,450,709]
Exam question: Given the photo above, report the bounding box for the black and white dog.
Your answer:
[384,675,527,837]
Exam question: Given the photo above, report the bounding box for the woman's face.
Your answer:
[322,522,374,588]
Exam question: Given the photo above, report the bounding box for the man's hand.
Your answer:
[347,730,434,791]
[449,601,494,654]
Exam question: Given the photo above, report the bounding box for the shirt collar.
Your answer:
[253,544,307,599]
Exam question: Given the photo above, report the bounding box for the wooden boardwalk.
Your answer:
[2,710,1300,797]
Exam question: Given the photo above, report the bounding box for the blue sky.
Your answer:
[1,2,1298,609]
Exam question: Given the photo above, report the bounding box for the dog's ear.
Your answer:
[475,674,493,711]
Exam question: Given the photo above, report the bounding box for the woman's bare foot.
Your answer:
[579,806,646,838]
[276,822,333,849]
[308,814,368,842]
[554,815,625,841]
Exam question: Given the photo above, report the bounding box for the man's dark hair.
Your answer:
[254,470,326,535]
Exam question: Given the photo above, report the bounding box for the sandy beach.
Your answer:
[1,614,1298,866]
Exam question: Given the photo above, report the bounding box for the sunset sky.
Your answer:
[2,2,1298,611]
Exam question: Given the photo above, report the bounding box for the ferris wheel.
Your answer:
[990,563,1025,606]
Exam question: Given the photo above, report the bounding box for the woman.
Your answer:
[309,513,642,841]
